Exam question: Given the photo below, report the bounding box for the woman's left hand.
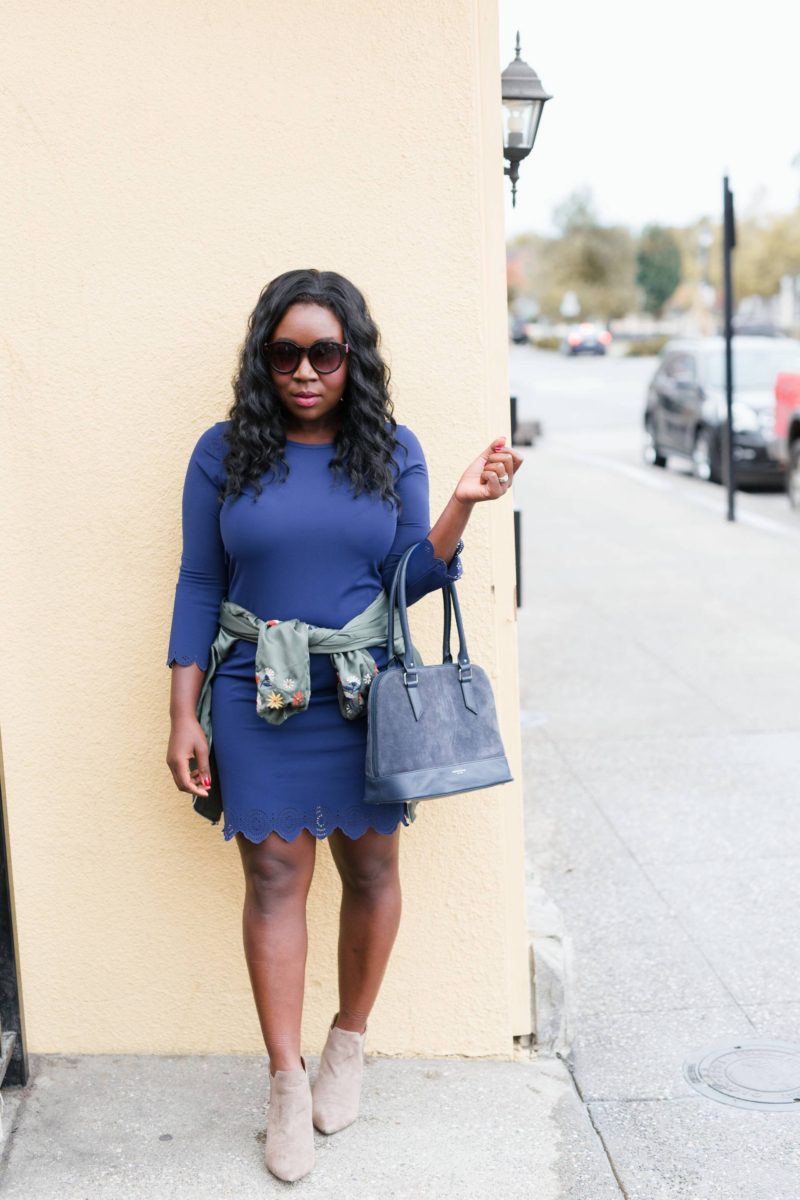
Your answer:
[454,436,524,504]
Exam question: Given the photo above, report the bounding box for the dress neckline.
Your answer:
[285,438,334,447]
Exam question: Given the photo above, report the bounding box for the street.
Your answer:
[511,344,800,540]
[513,344,800,1199]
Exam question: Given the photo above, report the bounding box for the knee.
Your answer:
[244,854,308,916]
[339,855,399,902]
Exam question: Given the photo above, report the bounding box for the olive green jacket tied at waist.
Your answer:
[196,590,420,751]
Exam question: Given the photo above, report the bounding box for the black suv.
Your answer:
[642,336,800,485]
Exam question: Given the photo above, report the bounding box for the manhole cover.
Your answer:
[683,1038,800,1111]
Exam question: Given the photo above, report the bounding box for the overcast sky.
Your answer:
[499,0,800,238]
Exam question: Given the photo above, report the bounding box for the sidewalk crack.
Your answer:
[556,1050,629,1199]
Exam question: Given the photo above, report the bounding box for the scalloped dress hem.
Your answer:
[222,807,411,844]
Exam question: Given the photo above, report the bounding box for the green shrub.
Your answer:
[531,336,561,351]
[625,336,670,357]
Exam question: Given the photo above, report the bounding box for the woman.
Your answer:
[165,268,522,1182]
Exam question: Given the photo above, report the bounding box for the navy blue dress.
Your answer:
[165,421,463,843]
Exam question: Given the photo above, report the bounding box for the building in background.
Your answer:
[0,0,530,1058]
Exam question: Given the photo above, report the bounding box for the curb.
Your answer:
[526,878,576,1058]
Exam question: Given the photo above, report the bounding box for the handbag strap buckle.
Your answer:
[403,669,419,688]
[457,664,472,683]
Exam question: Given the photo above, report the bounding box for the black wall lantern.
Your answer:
[501,31,552,207]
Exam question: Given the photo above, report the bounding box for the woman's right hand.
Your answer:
[166,716,212,797]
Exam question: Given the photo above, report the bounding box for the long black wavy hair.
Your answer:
[220,269,403,510]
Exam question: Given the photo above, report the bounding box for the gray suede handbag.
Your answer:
[364,541,513,805]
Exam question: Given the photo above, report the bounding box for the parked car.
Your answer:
[642,336,800,485]
[560,323,612,356]
[733,321,785,338]
[774,371,800,508]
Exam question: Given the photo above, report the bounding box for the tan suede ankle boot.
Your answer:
[311,1013,367,1135]
[265,1056,315,1182]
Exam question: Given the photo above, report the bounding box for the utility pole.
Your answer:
[723,176,736,522]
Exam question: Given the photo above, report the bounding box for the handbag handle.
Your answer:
[386,541,472,679]
[386,542,415,666]
[441,580,470,672]
[442,579,453,662]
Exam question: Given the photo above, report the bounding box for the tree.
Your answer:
[552,187,599,235]
[530,189,636,320]
[636,225,682,315]
[538,223,636,320]
[704,207,800,300]
[508,200,800,325]
[506,209,637,322]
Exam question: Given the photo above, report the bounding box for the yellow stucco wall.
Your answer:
[0,0,529,1055]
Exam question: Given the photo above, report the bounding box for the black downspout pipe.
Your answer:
[0,742,28,1087]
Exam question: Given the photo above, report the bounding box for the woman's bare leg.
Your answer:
[236,828,317,1072]
[327,825,402,1033]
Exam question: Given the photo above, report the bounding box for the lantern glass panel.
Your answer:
[502,99,535,150]
[527,100,544,150]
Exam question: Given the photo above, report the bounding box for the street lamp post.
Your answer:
[501,31,552,208]
[723,176,737,522]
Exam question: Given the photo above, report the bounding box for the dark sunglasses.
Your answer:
[264,339,350,375]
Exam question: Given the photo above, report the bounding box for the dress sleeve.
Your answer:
[165,424,229,670]
[379,425,464,606]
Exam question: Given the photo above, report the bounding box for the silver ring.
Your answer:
[498,473,509,484]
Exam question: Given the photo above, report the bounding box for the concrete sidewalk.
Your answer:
[0,1050,622,1199]
[518,428,800,1199]
[6,415,800,1199]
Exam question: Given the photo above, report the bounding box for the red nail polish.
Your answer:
[203,776,211,786]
